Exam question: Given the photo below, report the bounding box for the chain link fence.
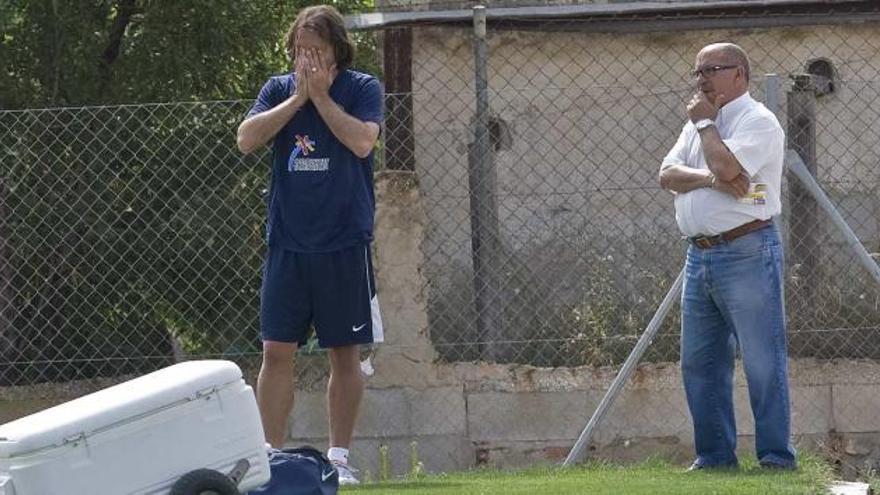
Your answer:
[378,7,880,475]
[407,17,880,368]
[0,102,268,385]
[3,6,880,480]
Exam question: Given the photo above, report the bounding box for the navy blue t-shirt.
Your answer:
[247,70,384,252]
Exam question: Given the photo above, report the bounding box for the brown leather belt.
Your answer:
[688,219,773,249]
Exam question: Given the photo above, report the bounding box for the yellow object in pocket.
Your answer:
[739,183,768,205]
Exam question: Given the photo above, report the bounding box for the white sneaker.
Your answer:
[332,460,360,485]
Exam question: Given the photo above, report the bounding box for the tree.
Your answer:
[0,0,379,384]
[0,0,377,108]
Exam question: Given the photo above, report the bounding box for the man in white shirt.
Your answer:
[659,43,796,471]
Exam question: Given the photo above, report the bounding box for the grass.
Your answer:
[867,472,880,493]
[347,454,835,495]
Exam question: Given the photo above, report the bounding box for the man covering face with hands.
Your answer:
[236,4,384,485]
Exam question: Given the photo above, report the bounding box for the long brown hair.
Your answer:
[284,5,355,71]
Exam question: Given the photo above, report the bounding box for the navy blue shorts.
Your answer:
[260,244,384,348]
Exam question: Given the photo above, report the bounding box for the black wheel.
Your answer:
[170,468,239,495]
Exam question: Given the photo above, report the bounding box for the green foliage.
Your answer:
[0,102,269,383]
[408,441,426,479]
[379,443,392,482]
[0,0,379,383]
[0,0,378,109]
[428,240,682,367]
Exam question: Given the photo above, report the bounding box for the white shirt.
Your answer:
[662,92,784,237]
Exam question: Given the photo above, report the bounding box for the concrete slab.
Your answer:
[467,390,595,442]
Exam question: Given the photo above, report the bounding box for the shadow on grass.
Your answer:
[350,480,467,492]
[684,467,800,477]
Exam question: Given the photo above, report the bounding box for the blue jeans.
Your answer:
[681,223,796,468]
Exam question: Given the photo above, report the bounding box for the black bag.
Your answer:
[248,446,339,495]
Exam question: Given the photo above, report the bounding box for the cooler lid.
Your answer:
[0,360,243,458]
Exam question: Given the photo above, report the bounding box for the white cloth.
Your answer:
[662,92,785,237]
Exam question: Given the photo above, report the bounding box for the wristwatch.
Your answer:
[694,118,715,131]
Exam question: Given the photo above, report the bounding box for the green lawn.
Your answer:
[347,455,834,495]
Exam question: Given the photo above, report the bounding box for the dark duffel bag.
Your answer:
[248,446,339,495]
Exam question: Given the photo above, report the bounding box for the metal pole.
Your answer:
[563,268,684,466]
[0,178,12,369]
[787,74,820,314]
[764,73,780,117]
[468,5,503,361]
[786,150,880,286]
[382,27,415,171]
[473,6,490,138]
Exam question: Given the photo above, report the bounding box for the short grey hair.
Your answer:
[703,43,751,81]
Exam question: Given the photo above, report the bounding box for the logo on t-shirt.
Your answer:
[288,135,327,172]
[292,134,315,158]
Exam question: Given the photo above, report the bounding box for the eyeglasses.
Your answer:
[690,65,740,79]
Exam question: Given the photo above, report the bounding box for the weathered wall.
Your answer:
[412,23,880,270]
[410,23,880,364]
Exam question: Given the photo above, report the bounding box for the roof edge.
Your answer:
[346,0,874,30]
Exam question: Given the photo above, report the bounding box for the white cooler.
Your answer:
[0,360,271,495]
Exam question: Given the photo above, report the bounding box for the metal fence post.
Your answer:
[787,150,880,287]
[787,74,820,317]
[0,178,12,369]
[468,5,504,362]
[383,27,415,171]
[764,73,780,116]
[563,269,684,466]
